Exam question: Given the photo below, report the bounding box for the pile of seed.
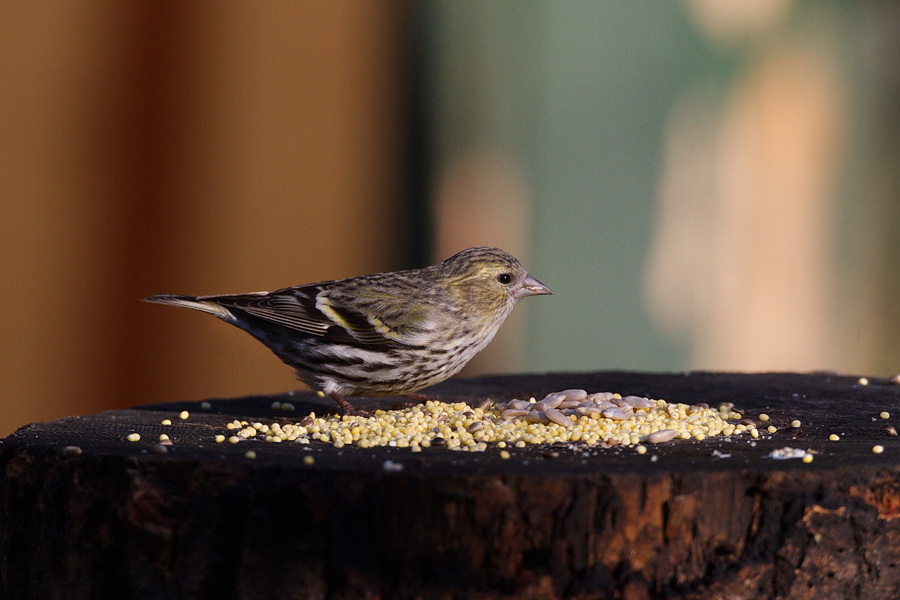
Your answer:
[222,388,748,452]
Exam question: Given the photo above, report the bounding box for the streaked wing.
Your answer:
[205,285,334,338]
[208,282,433,348]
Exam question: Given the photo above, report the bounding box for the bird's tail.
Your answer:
[142,294,236,321]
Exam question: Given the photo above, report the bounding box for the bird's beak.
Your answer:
[515,274,553,299]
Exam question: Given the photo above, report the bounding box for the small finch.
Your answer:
[143,246,551,414]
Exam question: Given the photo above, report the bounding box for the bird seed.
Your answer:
[235,388,747,452]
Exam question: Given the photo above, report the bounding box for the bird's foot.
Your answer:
[329,393,372,418]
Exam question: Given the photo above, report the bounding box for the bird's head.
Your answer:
[435,247,552,309]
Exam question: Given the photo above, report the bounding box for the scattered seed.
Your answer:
[215,435,225,443]
[499,450,511,460]
[635,445,647,455]
[151,444,169,455]
[557,389,588,401]
[802,453,814,463]
[125,433,141,442]
[302,455,315,465]
[858,377,869,386]
[527,411,551,425]
[62,445,82,457]
[767,447,807,460]
[622,396,655,409]
[828,434,840,441]
[602,407,631,420]
[767,426,778,434]
[158,434,170,442]
[239,388,749,452]
[160,419,172,426]
[759,413,770,422]
[872,445,884,454]
[791,420,801,428]
[179,410,189,420]
[647,429,677,444]
[201,401,212,410]
[886,426,898,437]
[890,374,900,385]
[545,408,573,427]
[586,392,615,403]
[880,411,890,419]
[501,409,529,419]
[271,401,283,410]
[541,393,565,409]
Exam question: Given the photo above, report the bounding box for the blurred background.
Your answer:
[2,1,898,436]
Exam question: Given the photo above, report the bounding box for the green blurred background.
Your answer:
[2,0,898,435]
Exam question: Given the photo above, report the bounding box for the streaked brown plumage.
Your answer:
[144,246,552,414]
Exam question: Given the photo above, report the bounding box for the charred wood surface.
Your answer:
[2,372,899,599]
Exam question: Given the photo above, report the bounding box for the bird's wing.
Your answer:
[316,286,437,347]
[204,285,336,338]
[209,283,435,348]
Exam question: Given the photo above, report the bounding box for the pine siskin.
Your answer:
[144,247,551,414]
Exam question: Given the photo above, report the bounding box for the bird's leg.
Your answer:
[329,393,371,417]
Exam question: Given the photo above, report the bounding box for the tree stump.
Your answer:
[2,372,899,599]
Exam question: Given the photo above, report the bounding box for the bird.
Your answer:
[143,246,552,415]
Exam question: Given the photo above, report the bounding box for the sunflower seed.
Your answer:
[531,401,550,412]
[477,399,494,411]
[508,399,531,410]
[647,429,677,443]
[527,411,550,424]
[558,399,582,409]
[467,421,484,433]
[621,396,655,409]
[602,407,631,420]
[541,393,566,409]
[586,392,615,403]
[610,399,635,411]
[545,408,573,427]
[557,389,588,401]
[501,409,529,419]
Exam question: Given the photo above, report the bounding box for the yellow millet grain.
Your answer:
[243,395,745,453]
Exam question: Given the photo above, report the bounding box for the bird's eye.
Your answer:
[497,273,512,284]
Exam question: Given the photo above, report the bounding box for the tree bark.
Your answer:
[2,372,898,599]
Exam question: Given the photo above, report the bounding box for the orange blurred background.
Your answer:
[2,1,898,436]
